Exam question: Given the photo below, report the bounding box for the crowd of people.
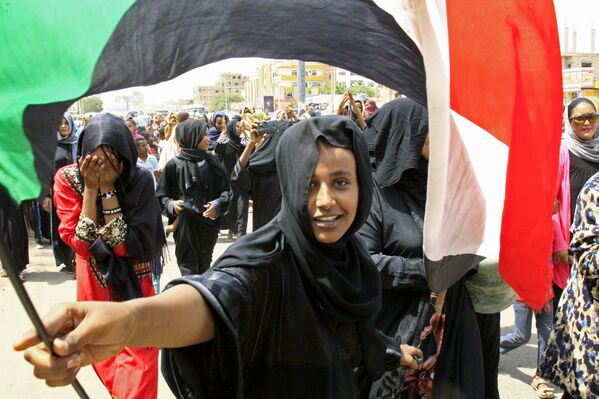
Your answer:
[2,91,597,399]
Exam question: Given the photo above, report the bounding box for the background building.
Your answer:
[562,53,599,103]
[193,72,248,106]
[244,60,332,109]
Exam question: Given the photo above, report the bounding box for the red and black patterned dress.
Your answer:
[53,164,158,399]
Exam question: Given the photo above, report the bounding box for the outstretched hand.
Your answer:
[14,302,133,387]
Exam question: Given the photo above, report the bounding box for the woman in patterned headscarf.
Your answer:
[48,113,165,398]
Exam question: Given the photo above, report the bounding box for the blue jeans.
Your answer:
[500,300,554,362]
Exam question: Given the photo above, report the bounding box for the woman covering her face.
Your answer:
[16,116,422,398]
[46,113,166,398]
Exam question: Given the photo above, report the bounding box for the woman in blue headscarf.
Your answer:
[41,113,78,272]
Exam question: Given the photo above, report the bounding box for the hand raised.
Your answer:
[78,155,102,191]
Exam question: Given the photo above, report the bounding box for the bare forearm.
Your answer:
[356,114,366,129]
[81,188,98,223]
[127,284,215,348]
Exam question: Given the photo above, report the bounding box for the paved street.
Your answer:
[1,227,562,398]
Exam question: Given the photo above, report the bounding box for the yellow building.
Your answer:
[245,61,332,110]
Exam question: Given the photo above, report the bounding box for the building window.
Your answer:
[582,62,592,67]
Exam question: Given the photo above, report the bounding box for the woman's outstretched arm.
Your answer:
[14,284,214,386]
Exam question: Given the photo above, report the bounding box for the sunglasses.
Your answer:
[569,113,599,125]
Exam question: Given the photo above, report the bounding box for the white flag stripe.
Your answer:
[451,110,508,258]
[372,0,423,52]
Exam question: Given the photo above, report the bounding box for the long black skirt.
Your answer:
[173,211,219,276]
[50,203,74,268]
[0,187,29,273]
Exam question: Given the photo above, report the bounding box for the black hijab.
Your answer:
[225,117,244,153]
[214,115,386,375]
[247,120,291,174]
[175,119,224,191]
[77,113,166,298]
[366,98,429,206]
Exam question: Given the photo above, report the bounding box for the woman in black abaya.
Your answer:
[230,120,291,231]
[0,185,28,280]
[157,119,231,276]
[359,99,434,398]
[215,117,250,240]
[360,99,484,399]
[18,116,423,399]
[41,113,77,271]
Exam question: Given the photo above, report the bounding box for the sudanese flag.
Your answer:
[0,0,562,309]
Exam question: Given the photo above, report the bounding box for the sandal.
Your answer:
[531,375,555,399]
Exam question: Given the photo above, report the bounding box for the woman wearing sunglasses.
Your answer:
[531,97,599,399]
[552,97,599,300]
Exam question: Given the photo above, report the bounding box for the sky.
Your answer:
[554,0,599,52]
[102,1,599,108]
[102,58,269,108]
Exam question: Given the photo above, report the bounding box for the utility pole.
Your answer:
[225,77,229,111]
[297,60,306,106]
[330,65,336,111]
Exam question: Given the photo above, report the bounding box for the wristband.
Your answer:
[102,207,122,216]
[98,189,117,199]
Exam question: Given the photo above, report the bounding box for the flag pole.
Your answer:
[0,236,90,399]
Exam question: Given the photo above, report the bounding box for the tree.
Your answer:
[208,93,244,112]
[348,84,379,99]
[80,95,103,113]
[321,82,346,95]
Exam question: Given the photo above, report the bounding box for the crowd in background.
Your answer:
[3,91,598,399]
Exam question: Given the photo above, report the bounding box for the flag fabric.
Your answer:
[0,0,562,309]
[412,0,563,310]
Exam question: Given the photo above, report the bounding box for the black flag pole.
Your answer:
[0,236,90,399]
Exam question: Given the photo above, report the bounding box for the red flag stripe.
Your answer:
[447,0,563,309]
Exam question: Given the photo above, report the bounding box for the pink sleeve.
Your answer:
[552,214,569,252]
[552,146,571,253]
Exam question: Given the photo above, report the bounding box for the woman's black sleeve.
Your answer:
[156,159,179,218]
[357,185,428,292]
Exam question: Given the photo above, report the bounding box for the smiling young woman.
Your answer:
[15,116,422,399]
